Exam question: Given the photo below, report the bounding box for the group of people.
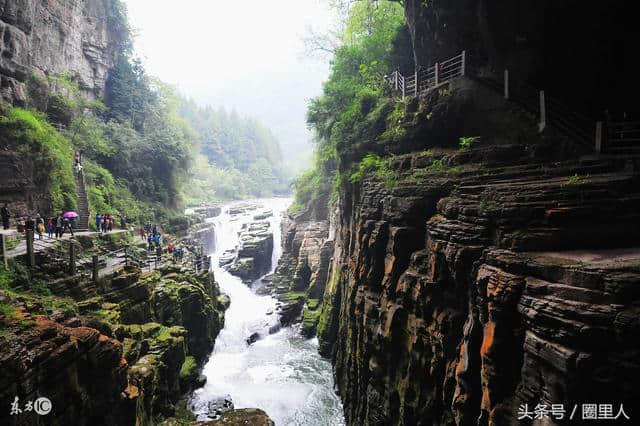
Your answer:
[1,205,75,239]
[24,213,74,239]
[139,223,164,254]
[96,213,116,233]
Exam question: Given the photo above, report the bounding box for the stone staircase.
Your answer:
[75,172,90,231]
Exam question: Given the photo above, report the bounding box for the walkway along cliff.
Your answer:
[274,49,640,426]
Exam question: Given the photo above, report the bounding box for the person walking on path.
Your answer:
[47,218,54,238]
[55,214,63,238]
[1,203,10,230]
[139,226,145,240]
[96,213,102,233]
[35,214,44,240]
[107,214,113,232]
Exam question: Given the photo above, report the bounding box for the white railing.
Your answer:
[388,51,466,98]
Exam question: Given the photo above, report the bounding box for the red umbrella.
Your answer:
[63,211,78,219]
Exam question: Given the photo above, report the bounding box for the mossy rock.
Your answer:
[306,298,320,310]
[301,307,320,338]
[216,294,231,310]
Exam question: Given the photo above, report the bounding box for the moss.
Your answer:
[0,108,77,213]
[279,292,306,302]
[306,298,320,310]
[301,307,320,337]
[179,355,197,379]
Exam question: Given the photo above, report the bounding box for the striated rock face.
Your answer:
[0,0,119,104]
[307,70,640,424]
[0,316,133,425]
[318,147,640,425]
[267,214,332,332]
[1,261,228,426]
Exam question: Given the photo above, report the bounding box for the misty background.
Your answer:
[124,0,333,176]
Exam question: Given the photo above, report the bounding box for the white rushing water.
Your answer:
[190,198,345,425]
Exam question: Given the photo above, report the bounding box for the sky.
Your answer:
[124,0,334,174]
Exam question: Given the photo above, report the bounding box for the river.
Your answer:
[190,198,345,425]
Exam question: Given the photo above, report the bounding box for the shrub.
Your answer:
[459,136,481,150]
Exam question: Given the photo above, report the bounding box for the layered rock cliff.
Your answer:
[0,232,228,426]
[280,71,640,424]
[0,0,119,104]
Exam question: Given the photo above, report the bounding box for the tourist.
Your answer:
[101,214,107,233]
[46,218,54,238]
[120,215,126,229]
[95,213,101,232]
[63,217,74,236]
[35,214,44,240]
[107,214,113,232]
[55,214,63,238]
[1,203,10,230]
[139,226,145,240]
[147,234,153,251]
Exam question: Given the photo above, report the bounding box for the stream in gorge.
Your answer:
[190,198,345,425]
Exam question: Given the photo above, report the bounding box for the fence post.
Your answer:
[92,255,99,283]
[595,121,603,154]
[401,75,405,99]
[26,230,35,269]
[69,242,76,275]
[504,69,509,99]
[538,90,546,132]
[461,50,466,76]
[0,234,6,268]
[434,62,439,86]
[414,70,418,96]
[394,71,398,91]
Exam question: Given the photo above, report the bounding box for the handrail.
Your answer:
[386,50,640,153]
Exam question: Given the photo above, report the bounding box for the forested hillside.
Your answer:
[291,0,412,215]
[0,0,286,224]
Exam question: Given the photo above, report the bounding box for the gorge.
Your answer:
[2,1,639,426]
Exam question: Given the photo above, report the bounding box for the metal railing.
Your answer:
[388,51,466,98]
[387,50,639,154]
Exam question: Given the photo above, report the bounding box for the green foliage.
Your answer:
[564,174,590,186]
[382,98,408,139]
[178,99,287,202]
[290,167,332,213]
[0,108,77,213]
[295,0,409,212]
[349,153,397,187]
[459,136,481,150]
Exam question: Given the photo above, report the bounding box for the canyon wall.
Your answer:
[0,0,119,104]
[282,75,640,424]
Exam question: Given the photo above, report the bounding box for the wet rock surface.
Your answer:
[267,217,332,331]
[227,219,274,283]
[316,145,640,425]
